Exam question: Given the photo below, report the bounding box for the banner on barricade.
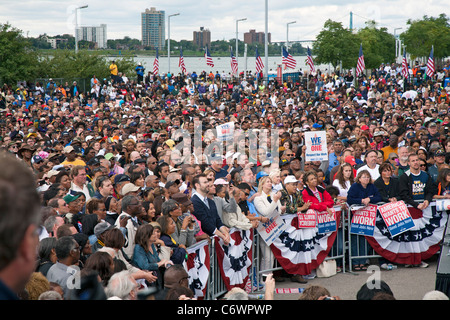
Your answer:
[257,211,288,246]
[317,208,337,234]
[185,240,210,299]
[378,201,415,237]
[365,203,448,265]
[216,121,234,141]
[435,199,450,211]
[270,212,341,276]
[214,228,253,291]
[350,204,377,236]
[304,131,328,161]
[297,210,317,229]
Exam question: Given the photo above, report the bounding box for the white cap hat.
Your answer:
[214,178,229,185]
[121,183,140,196]
[284,175,299,185]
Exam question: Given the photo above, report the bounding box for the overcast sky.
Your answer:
[1,0,447,43]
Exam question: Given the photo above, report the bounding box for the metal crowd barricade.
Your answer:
[203,200,445,299]
[250,205,348,293]
[346,203,382,272]
[346,200,442,273]
[205,236,228,300]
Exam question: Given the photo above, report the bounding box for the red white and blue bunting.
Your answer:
[270,212,341,275]
[365,204,448,265]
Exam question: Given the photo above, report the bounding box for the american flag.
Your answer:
[205,47,214,68]
[153,48,159,75]
[306,46,316,75]
[255,47,264,73]
[426,46,435,78]
[356,43,365,76]
[401,50,409,78]
[230,49,238,75]
[282,47,297,69]
[179,48,186,74]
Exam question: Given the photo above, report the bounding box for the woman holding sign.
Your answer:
[347,170,382,207]
[347,170,382,271]
[254,176,286,282]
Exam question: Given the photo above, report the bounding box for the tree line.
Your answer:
[312,14,450,71]
[1,14,449,86]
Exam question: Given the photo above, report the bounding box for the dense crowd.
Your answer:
[1,57,450,300]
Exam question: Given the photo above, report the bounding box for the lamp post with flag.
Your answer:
[401,48,408,91]
[426,46,435,79]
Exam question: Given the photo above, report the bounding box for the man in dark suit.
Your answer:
[191,174,230,245]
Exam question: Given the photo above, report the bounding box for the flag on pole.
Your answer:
[179,48,186,74]
[282,47,297,69]
[426,46,435,78]
[306,46,316,75]
[255,47,264,73]
[230,49,238,75]
[356,43,365,76]
[153,48,159,75]
[205,47,214,68]
[401,50,408,79]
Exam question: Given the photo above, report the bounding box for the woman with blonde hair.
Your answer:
[269,168,282,192]
[254,176,285,281]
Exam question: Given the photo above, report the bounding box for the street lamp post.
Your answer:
[286,21,296,50]
[236,18,247,74]
[167,13,180,74]
[264,0,268,83]
[394,27,402,63]
[74,5,88,54]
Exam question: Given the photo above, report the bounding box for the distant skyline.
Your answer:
[1,0,448,43]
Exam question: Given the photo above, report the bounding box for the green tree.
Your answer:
[400,14,450,59]
[313,20,359,70]
[0,23,40,85]
[37,50,135,82]
[356,21,396,69]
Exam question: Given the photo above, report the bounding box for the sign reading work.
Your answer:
[350,204,378,236]
[378,201,415,237]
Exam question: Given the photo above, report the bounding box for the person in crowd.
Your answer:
[302,171,335,214]
[155,214,187,265]
[0,153,42,299]
[191,174,230,245]
[399,153,437,211]
[347,170,382,271]
[332,163,355,203]
[46,236,81,297]
[132,223,172,289]
[253,176,289,282]
[374,163,400,203]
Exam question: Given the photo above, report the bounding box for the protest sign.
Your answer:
[216,121,234,141]
[435,199,450,211]
[304,131,328,161]
[297,209,317,228]
[378,201,415,237]
[350,204,378,236]
[316,208,337,234]
[256,211,287,246]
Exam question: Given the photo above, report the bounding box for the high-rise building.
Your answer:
[141,7,165,50]
[244,29,271,45]
[193,27,211,49]
[75,24,107,49]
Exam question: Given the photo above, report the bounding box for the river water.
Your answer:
[108,55,331,75]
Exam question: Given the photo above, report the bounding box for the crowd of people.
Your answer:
[0,56,450,301]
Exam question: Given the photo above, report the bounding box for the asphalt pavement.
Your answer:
[272,254,441,300]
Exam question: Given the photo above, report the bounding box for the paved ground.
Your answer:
[272,255,441,300]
